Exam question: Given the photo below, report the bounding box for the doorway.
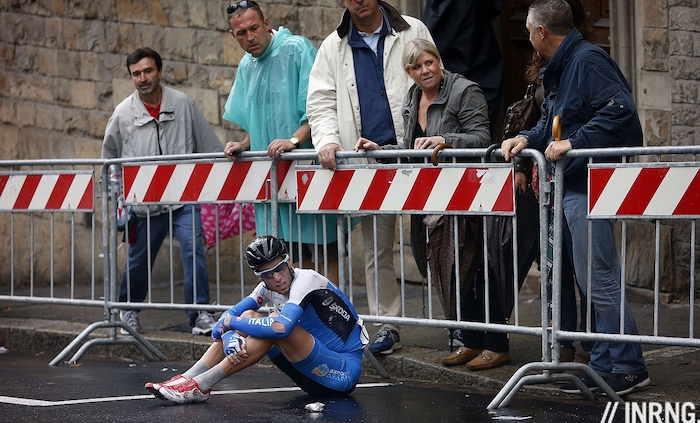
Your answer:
[499,0,611,109]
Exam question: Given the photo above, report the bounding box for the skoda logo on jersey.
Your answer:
[322,297,333,306]
[330,302,351,321]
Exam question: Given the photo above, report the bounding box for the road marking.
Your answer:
[0,382,393,407]
[0,394,154,407]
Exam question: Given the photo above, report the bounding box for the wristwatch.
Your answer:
[290,137,301,148]
[516,134,529,146]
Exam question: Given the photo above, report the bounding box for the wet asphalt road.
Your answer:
[0,349,622,423]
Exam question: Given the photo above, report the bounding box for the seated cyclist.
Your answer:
[145,235,368,404]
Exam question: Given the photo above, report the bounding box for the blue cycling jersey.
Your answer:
[227,268,366,394]
[231,268,364,353]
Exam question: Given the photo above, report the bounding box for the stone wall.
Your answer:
[0,0,387,158]
[1,0,698,298]
[637,0,699,149]
[627,0,700,299]
[0,0,403,287]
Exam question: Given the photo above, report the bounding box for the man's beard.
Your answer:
[138,84,155,95]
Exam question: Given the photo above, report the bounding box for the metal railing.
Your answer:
[490,145,700,408]
[43,149,554,372]
[0,159,103,307]
[2,146,698,409]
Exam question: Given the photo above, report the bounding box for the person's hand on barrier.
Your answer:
[224,141,248,161]
[544,115,571,161]
[501,136,527,161]
[212,310,235,340]
[354,137,380,152]
[544,139,572,162]
[414,135,445,150]
[222,330,248,364]
[515,171,529,193]
[318,144,343,171]
[267,138,296,158]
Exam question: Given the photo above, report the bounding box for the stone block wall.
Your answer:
[639,0,700,147]
[1,0,697,298]
[630,0,700,299]
[0,0,390,155]
[0,0,404,287]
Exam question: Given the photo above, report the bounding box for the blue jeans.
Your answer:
[120,205,210,327]
[562,189,646,376]
[556,211,596,352]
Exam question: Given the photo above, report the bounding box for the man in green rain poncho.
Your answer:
[223,1,340,282]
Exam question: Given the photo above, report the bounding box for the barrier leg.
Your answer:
[363,345,390,379]
[49,320,167,366]
[67,337,159,364]
[487,361,622,409]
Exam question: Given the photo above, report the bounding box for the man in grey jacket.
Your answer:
[102,47,223,336]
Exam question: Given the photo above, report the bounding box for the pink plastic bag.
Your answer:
[201,203,256,249]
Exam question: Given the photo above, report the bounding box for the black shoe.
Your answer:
[604,371,651,396]
[560,374,601,394]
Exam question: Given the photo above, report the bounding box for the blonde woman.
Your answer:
[355,39,510,371]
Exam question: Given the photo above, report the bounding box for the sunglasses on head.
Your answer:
[227,0,257,14]
[254,255,290,279]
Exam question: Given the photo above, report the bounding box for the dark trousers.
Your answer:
[461,269,510,353]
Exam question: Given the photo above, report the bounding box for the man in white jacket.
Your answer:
[306,0,433,354]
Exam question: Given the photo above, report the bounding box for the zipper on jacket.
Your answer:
[155,117,162,155]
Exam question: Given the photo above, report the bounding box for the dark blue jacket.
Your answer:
[521,29,642,193]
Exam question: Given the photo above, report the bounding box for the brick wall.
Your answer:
[635,0,700,147]
[666,0,700,298]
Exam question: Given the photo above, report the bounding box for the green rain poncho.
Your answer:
[223,27,338,244]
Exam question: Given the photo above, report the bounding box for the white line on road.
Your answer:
[0,382,393,407]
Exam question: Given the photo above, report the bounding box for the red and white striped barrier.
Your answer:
[296,167,515,213]
[589,165,700,217]
[0,172,94,211]
[122,160,303,204]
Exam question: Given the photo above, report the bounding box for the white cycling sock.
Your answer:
[193,365,227,392]
[182,360,208,379]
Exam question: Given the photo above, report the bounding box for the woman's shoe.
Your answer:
[465,350,510,371]
[441,347,484,366]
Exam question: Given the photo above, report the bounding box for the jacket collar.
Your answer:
[543,28,584,93]
[132,86,175,127]
[336,1,410,39]
[434,70,455,105]
[252,26,292,62]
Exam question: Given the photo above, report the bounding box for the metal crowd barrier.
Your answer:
[490,145,700,408]
[8,146,697,408]
[0,159,103,307]
[292,147,551,343]
[47,151,363,365]
[42,148,554,374]
[50,152,253,365]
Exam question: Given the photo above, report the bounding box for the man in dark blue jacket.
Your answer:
[501,0,649,396]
